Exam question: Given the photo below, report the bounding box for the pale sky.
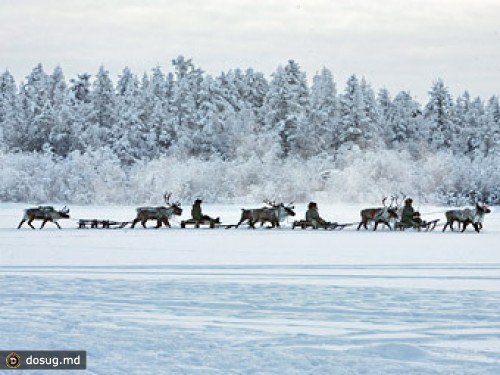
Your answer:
[1,0,499,102]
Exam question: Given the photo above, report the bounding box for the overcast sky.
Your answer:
[1,0,499,101]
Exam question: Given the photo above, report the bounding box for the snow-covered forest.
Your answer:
[1,57,499,205]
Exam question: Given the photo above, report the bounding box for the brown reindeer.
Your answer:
[18,206,70,229]
[443,202,491,233]
[357,197,399,231]
[131,193,182,228]
[236,200,296,228]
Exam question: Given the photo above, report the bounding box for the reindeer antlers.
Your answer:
[263,199,294,208]
[164,192,172,204]
[163,192,181,206]
[263,199,277,207]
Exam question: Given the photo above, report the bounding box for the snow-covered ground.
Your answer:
[1,203,500,374]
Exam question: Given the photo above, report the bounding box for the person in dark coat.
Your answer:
[305,202,329,228]
[191,199,219,223]
[401,198,422,228]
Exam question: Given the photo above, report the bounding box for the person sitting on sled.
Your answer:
[401,198,422,228]
[305,202,329,229]
[191,199,220,224]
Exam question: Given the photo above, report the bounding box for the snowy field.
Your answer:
[1,203,500,374]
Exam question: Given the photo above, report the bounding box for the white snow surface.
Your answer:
[1,203,500,374]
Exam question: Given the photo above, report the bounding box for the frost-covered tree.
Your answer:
[48,66,67,111]
[46,67,75,157]
[384,91,422,152]
[193,75,233,158]
[169,56,204,157]
[377,88,392,145]
[452,91,471,154]
[0,71,21,151]
[137,72,159,159]
[263,60,310,158]
[338,75,377,150]
[457,94,485,156]
[240,68,269,126]
[151,71,177,154]
[360,78,381,148]
[20,64,52,151]
[424,79,455,151]
[140,66,169,158]
[483,95,500,156]
[113,67,145,164]
[64,73,94,153]
[87,66,116,150]
[309,67,338,154]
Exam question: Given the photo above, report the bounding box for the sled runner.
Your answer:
[78,219,130,229]
[292,220,354,230]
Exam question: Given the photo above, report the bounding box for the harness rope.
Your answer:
[419,210,448,216]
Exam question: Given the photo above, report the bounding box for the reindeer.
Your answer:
[255,200,296,228]
[131,193,182,228]
[18,206,70,229]
[236,200,295,228]
[442,202,491,233]
[357,197,399,231]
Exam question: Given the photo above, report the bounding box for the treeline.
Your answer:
[0,57,499,204]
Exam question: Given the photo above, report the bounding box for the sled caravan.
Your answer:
[17,194,492,233]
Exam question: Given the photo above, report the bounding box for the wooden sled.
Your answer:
[78,219,130,229]
[394,219,440,231]
[292,220,353,230]
[180,218,222,228]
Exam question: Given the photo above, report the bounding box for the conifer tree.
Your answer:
[0,71,20,151]
[88,66,116,150]
[424,79,455,151]
[338,75,371,150]
[21,64,52,151]
[310,67,338,154]
[169,56,204,157]
[263,60,309,158]
[113,67,145,163]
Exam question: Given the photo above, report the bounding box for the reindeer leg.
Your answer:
[18,219,26,229]
[461,221,469,232]
[359,220,369,230]
[235,218,246,228]
[164,218,171,228]
[40,219,49,229]
[27,218,36,229]
[155,219,162,228]
[358,220,368,230]
[54,221,62,229]
[131,219,138,228]
[141,220,147,229]
[373,221,379,231]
